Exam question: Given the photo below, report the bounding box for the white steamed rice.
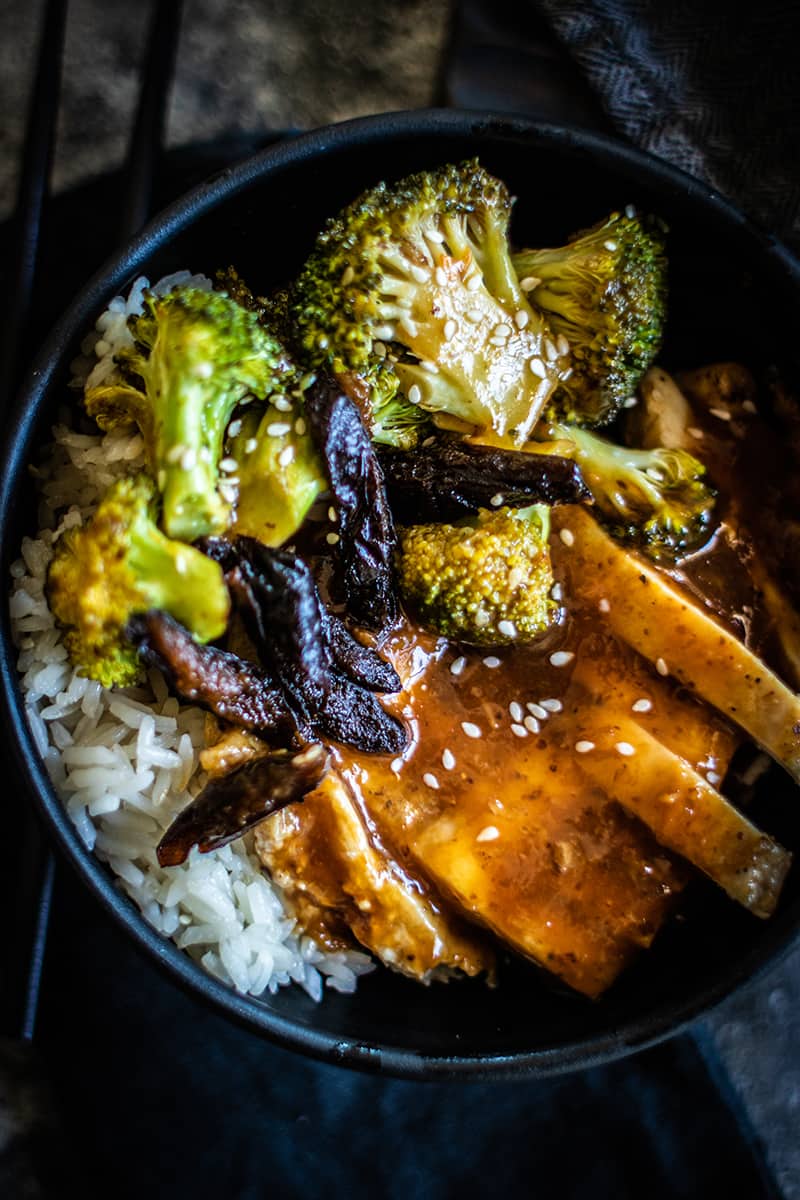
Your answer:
[9,275,374,1002]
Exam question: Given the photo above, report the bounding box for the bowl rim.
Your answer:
[2,106,799,1080]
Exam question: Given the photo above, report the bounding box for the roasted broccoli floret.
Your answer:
[228,404,327,546]
[538,422,715,558]
[292,160,567,444]
[396,506,556,645]
[84,284,295,541]
[513,211,667,426]
[47,474,230,687]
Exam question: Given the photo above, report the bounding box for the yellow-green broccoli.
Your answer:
[84,284,295,541]
[397,506,555,645]
[229,403,327,547]
[534,422,715,558]
[47,474,230,687]
[291,160,567,445]
[513,210,667,426]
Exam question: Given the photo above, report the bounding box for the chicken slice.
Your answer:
[254,772,494,982]
[554,506,800,781]
[564,704,790,916]
[393,741,686,998]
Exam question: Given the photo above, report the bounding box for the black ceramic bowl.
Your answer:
[2,110,799,1079]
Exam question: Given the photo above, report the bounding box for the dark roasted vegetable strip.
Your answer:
[305,374,397,631]
[323,613,401,693]
[157,743,329,866]
[127,611,296,744]
[229,536,408,754]
[377,440,591,524]
[199,533,401,693]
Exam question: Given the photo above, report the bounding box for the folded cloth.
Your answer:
[29,868,781,1200]
[534,0,800,249]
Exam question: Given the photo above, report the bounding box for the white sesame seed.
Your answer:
[373,340,387,359]
[632,698,652,713]
[604,240,618,252]
[550,582,563,602]
[490,493,504,507]
[507,567,525,590]
[560,367,573,381]
[227,419,242,438]
[442,748,456,770]
[294,417,307,436]
[559,528,575,547]
[266,422,292,437]
[489,336,508,347]
[220,456,238,473]
[625,204,636,219]
[399,314,419,338]
[325,532,340,545]
[623,396,638,408]
[465,308,483,323]
[278,445,295,468]
[476,825,500,842]
[575,740,595,754]
[511,723,527,738]
[461,721,482,739]
[466,273,482,291]
[514,310,529,330]
[598,597,610,613]
[408,384,422,405]
[450,656,467,676]
[710,406,731,421]
[166,443,186,463]
[419,359,439,373]
[375,324,395,342]
[434,266,448,286]
[273,395,292,412]
[195,361,213,379]
[541,698,562,713]
[328,506,337,522]
[527,703,548,720]
[495,323,511,337]
[244,437,258,454]
[549,651,574,668]
[423,772,440,790]
[688,426,704,439]
[391,758,403,773]
[498,619,517,639]
[180,448,196,470]
[529,357,547,379]
[524,715,540,734]
[616,742,636,757]
[444,318,457,342]
[509,701,524,722]
[483,656,501,669]
[474,610,490,628]
[519,276,540,292]
[544,338,558,362]
[556,334,570,356]
[706,770,722,787]
[219,483,237,504]
[742,399,757,415]
[656,657,669,676]
[199,448,212,463]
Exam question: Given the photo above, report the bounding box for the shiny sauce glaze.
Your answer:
[256,518,767,997]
